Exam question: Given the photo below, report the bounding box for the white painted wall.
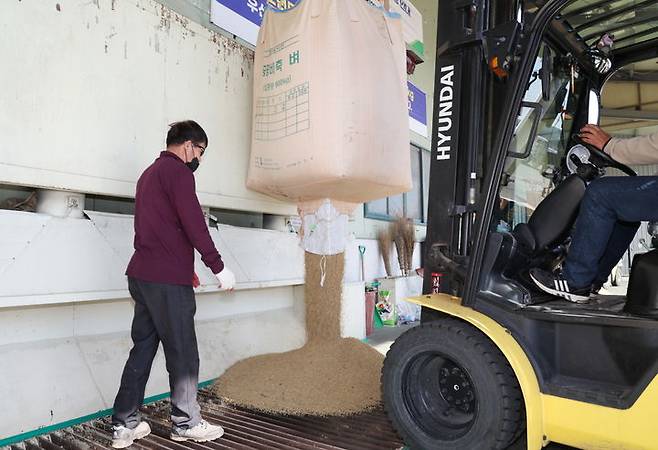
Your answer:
[0,206,305,438]
[0,0,295,216]
[0,290,306,439]
[0,0,431,277]
[0,207,370,439]
[0,209,305,306]
[0,273,368,439]
[0,0,434,438]
[344,234,423,283]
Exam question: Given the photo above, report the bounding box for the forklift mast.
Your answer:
[423,0,571,300]
[386,2,658,447]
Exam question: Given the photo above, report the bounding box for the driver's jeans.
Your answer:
[563,176,658,289]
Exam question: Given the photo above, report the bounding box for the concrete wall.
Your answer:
[0,287,306,439]
[0,206,304,439]
[0,1,437,439]
[0,0,294,215]
[0,0,436,223]
[0,206,370,439]
[345,237,422,282]
[1,0,437,280]
[407,0,437,152]
[0,0,440,286]
[350,0,436,244]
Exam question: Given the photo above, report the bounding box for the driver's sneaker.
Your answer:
[529,268,590,303]
[112,421,151,448]
[170,419,224,443]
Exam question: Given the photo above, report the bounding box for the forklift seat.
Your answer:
[513,174,587,254]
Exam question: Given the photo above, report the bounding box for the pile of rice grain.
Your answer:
[213,252,384,416]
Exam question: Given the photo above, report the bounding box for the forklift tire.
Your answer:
[381,317,525,450]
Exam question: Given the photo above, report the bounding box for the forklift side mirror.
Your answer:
[508,101,543,159]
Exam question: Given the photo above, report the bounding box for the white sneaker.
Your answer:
[170,419,224,442]
[112,421,151,448]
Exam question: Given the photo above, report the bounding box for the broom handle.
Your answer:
[383,0,391,11]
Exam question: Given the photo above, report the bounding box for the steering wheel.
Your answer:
[573,136,637,177]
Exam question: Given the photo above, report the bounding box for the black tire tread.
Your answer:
[381,317,525,450]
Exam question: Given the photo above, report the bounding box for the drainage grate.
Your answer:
[8,389,405,450]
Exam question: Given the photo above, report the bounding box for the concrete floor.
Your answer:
[598,275,629,296]
[365,323,417,355]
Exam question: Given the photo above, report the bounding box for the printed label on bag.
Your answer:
[254,82,310,141]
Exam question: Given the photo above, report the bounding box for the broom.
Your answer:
[377,227,393,277]
[392,217,415,276]
[392,217,407,276]
[401,217,416,275]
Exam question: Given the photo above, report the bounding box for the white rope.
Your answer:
[320,254,327,287]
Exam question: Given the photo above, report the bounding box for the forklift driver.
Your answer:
[530,125,658,303]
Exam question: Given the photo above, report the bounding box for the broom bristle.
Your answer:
[377,227,393,277]
[391,216,415,276]
[390,217,404,276]
[402,219,416,275]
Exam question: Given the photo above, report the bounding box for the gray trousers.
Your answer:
[112,277,201,429]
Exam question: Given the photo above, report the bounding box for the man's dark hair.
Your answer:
[166,120,208,147]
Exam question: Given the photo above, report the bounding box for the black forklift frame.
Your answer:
[424,0,658,409]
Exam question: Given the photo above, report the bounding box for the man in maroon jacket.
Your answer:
[111,121,234,448]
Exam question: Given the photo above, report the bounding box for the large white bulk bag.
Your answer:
[246,0,411,204]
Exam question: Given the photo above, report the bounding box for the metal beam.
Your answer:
[614,26,658,48]
[601,120,658,133]
[609,70,658,82]
[575,0,657,33]
[562,0,612,20]
[583,13,658,42]
[600,108,658,120]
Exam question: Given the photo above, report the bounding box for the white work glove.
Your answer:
[215,268,236,291]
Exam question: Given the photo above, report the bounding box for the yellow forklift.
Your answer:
[381,0,658,448]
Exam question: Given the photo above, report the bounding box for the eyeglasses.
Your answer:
[193,143,206,156]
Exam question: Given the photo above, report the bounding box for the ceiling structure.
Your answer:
[558,0,658,135]
[602,57,658,135]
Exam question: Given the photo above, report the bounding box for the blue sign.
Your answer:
[408,81,427,137]
[211,0,298,45]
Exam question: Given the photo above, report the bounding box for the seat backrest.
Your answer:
[513,174,586,253]
[527,174,586,251]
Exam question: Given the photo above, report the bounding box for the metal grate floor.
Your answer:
[7,389,405,450]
